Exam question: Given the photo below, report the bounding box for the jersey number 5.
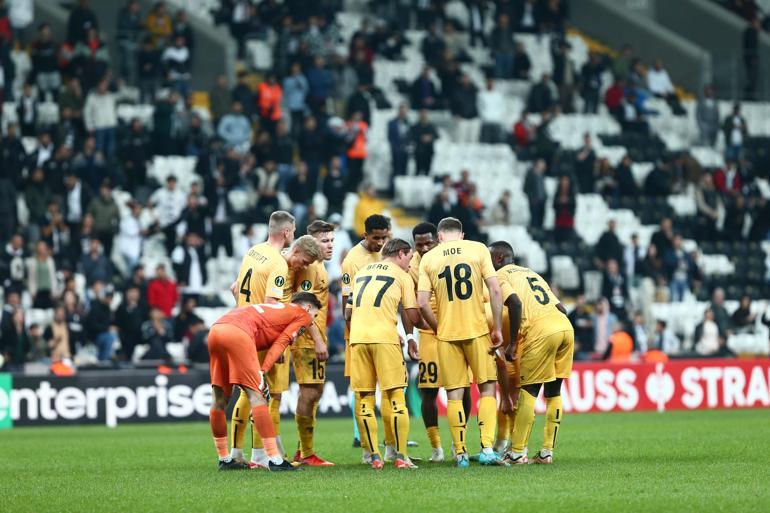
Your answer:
[240,268,253,302]
[355,275,396,307]
[527,276,550,305]
[438,264,473,301]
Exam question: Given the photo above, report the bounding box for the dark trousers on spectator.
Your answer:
[33,290,54,309]
[94,128,116,160]
[347,158,365,192]
[583,90,599,114]
[97,231,115,259]
[163,223,177,254]
[139,77,158,103]
[290,110,305,140]
[211,222,233,257]
[529,200,545,228]
[390,150,408,195]
[480,123,504,143]
[415,153,433,175]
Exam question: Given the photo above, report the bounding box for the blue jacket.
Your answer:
[282,74,309,112]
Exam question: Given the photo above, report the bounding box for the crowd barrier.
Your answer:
[1,358,768,428]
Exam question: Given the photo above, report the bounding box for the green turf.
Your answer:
[1,409,769,513]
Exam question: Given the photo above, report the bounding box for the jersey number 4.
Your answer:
[355,275,396,307]
[240,268,253,302]
[438,264,473,301]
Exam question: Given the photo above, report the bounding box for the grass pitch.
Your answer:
[1,409,768,513]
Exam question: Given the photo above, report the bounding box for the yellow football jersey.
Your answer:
[348,261,417,345]
[418,240,496,341]
[497,264,572,339]
[409,251,437,334]
[293,260,329,348]
[235,242,288,306]
[341,241,381,339]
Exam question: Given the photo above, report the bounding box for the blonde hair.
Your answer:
[293,235,323,262]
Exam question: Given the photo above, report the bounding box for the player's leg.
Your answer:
[267,352,291,457]
[210,385,247,470]
[438,340,472,467]
[230,389,252,462]
[293,348,333,465]
[375,344,415,469]
[351,344,381,468]
[420,388,443,460]
[418,332,443,461]
[242,385,297,471]
[534,330,574,464]
[381,395,396,460]
[346,339,361,447]
[508,382,541,464]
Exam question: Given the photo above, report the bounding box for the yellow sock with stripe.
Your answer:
[426,426,442,449]
[446,399,467,455]
[230,391,251,451]
[496,409,509,444]
[381,396,395,447]
[355,394,380,456]
[385,388,410,457]
[477,396,497,449]
[269,397,281,435]
[506,412,517,441]
[296,414,315,459]
[511,389,536,453]
[543,396,563,451]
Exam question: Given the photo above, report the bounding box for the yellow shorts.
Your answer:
[519,330,574,386]
[291,347,326,385]
[350,343,407,392]
[344,339,351,377]
[417,331,441,389]
[438,335,497,390]
[258,348,290,393]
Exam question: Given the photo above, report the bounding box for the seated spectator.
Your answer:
[615,154,638,196]
[174,296,202,342]
[137,35,162,102]
[512,41,532,80]
[24,167,52,226]
[731,294,756,333]
[651,217,675,256]
[162,35,192,99]
[186,319,209,363]
[511,112,536,158]
[72,27,109,91]
[287,162,312,225]
[86,284,117,361]
[694,308,722,356]
[630,312,649,354]
[526,73,557,113]
[73,136,107,193]
[644,161,673,197]
[713,160,742,195]
[0,308,29,371]
[710,287,731,334]
[147,264,178,318]
[87,180,120,257]
[44,305,72,365]
[580,52,605,114]
[488,190,512,225]
[653,319,681,355]
[478,78,506,143]
[646,58,685,115]
[568,294,594,355]
[80,239,113,286]
[604,77,625,119]
[115,285,146,362]
[722,103,747,161]
[16,83,38,137]
[217,101,252,152]
[255,159,280,222]
[450,74,480,142]
[524,159,547,228]
[663,235,695,302]
[26,241,59,309]
[140,307,172,360]
[696,84,720,146]
[593,219,624,270]
[619,90,649,134]
[171,232,207,302]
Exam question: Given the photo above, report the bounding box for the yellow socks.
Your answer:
[496,409,509,445]
[269,397,281,435]
[381,396,395,447]
[230,391,250,450]
[543,396,563,451]
[511,389,536,453]
[447,399,467,455]
[355,393,379,456]
[296,414,315,459]
[426,426,442,449]
[385,388,410,456]
[477,396,497,450]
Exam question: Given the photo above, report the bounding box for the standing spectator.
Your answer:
[592,298,617,356]
[137,35,162,103]
[58,78,85,134]
[723,194,748,241]
[8,0,32,45]
[162,35,192,98]
[117,199,145,273]
[86,284,117,361]
[696,84,720,147]
[713,160,742,196]
[286,162,311,224]
[568,294,595,354]
[616,154,639,196]
[346,83,371,125]
[298,116,324,196]
[257,73,283,135]
[524,159,547,228]
[594,219,624,270]
[16,83,38,137]
[322,156,347,215]
[172,10,194,55]
[254,159,280,222]
[140,307,172,360]
[45,305,72,364]
[206,173,234,258]
[694,308,721,356]
[72,27,109,91]
[86,180,120,257]
[526,73,557,113]
[331,53,358,116]
[208,74,231,123]
[0,308,29,371]
[602,259,629,319]
[710,287,731,334]
[30,23,61,100]
[283,62,309,139]
[552,175,576,239]
[63,172,92,236]
[604,77,625,119]
[722,103,748,161]
[624,233,645,283]
[450,74,480,142]
[478,77,506,143]
[176,192,206,239]
[695,173,723,241]
[116,0,143,84]
[114,285,146,361]
[67,0,98,44]
[0,178,17,242]
[653,320,681,355]
[410,66,439,111]
[146,264,178,317]
[26,240,59,308]
[171,232,207,302]
[651,217,675,256]
[489,13,515,79]
[119,118,151,193]
[574,132,596,193]
[84,79,118,159]
[387,103,411,194]
[411,109,438,175]
[511,111,536,157]
[150,174,185,253]
[306,56,334,114]
[552,39,576,113]
[24,167,51,227]
[580,52,604,114]
[345,111,368,191]
[512,41,532,80]
[630,312,649,354]
[80,239,113,286]
[217,101,252,151]
[742,17,760,100]
[663,235,695,302]
[145,1,172,48]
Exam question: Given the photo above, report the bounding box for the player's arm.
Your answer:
[344,294,353,324]
[485,275,504,351]
[504,293,523,362]
[261,316,311,371]
[495,356,514,414]
[417,291,437,333]
[308,322,328,361]
[401,305,422,361]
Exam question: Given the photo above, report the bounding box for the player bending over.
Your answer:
[207,293,321,471]
[489,241,574,465]
[417,218,508,468]
[345,238,422,469]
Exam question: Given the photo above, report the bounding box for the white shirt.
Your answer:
[66,182,82,223]
[647,68,674,95]
[151,186,186,227]
[172,246,203,293]
[36,143,54,168]
[729,116,744,146]
[118,215,143,260]
[477,88,505,124]
[696,320,720,355]
[83,91,118,131]
[9,0,33,28]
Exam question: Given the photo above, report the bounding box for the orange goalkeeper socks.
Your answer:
[251,405,280,461]
[209,409,229,459]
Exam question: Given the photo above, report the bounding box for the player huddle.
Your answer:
[207,211,574,471]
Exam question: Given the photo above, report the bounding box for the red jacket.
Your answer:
[713,168,741,194]
[147,278,179,317]
[605,84,624,110]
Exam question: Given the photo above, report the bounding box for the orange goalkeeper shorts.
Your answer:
[208,323,263,397]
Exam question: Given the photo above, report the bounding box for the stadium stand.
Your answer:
[0,0,768,375]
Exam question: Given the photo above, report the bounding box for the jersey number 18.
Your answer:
[438,264,473,301]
